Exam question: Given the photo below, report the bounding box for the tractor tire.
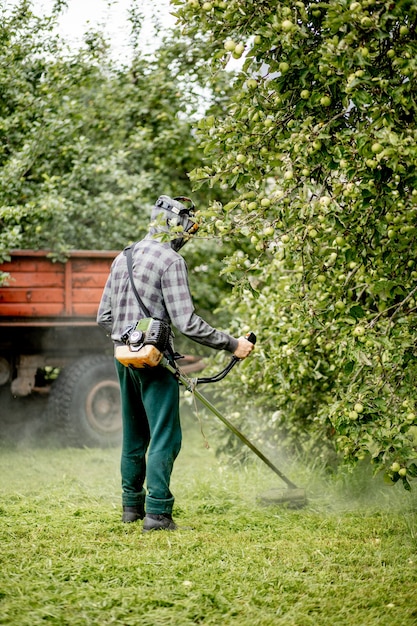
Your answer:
[47,355,122,448]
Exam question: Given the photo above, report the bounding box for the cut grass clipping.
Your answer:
[1,422,416,626]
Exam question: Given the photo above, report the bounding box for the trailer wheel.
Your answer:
[47,355,122,447]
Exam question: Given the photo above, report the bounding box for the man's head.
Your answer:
[150,195,199,251]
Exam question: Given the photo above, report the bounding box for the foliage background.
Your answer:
[1,0,417,485]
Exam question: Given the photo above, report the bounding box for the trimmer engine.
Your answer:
[116,318,172,369]
[121,318,171,353]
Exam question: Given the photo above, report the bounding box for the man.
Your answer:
[97,195,254,532]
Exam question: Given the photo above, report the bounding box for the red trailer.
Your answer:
[0,250,204,446]
[0,250,121,446]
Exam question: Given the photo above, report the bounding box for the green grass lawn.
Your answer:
[1,417,416,626]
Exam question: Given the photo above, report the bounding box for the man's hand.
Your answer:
[233,336,255,359]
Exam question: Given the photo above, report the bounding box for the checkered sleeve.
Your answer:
[162,257,238,353]
[96,272,113,333]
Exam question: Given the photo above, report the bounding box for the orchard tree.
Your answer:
[0,0,200,257]
[0,0,238,333]
[0,1,228,256]
[172,0,417,486]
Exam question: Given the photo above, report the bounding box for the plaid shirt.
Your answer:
[97,236,238,353]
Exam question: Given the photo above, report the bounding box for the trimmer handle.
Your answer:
[246,331,257,345]
[195,330,256,384]
[231,331,257,362]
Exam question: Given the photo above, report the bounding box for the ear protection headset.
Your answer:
[155,196,199,235]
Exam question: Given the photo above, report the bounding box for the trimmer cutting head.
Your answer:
[257,488,307,509]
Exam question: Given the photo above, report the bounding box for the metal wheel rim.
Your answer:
[85,380,121,434]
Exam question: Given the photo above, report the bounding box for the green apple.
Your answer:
[320,95,331,106]
[279,61,290,73]
[233,42,245,57]
[300,89,310,99]
[281,19,294,32]
[224,39,236,51]
[246,78,258,89]
[353,325,365,336]
[360,16,372,27]
[390,461,400,473]
[319,196,331,207]
[371,142,383,154]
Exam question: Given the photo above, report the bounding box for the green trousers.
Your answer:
[114,359,181,515]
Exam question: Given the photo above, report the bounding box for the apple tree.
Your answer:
[0,0,240,337]
[0,1,227,257]
[172,0,417,486]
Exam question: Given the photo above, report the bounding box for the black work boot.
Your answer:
[122,505,145,523]
[142,513,177,532]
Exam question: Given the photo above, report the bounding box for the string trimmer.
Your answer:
[161,332,307,509]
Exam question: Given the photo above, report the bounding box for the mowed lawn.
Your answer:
[0,418,416,626]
